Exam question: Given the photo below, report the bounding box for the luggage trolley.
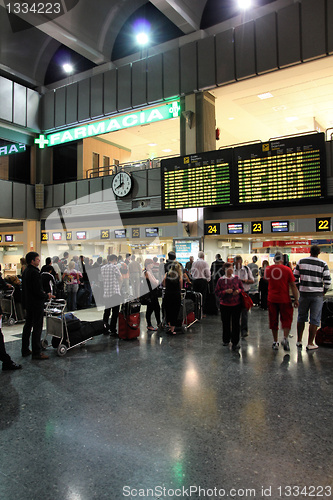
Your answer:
[1,287,25,326]
[43,299,93,356]
[162,289,200,333]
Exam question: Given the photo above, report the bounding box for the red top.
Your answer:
[215,275,244,306]
[265,264,295,303]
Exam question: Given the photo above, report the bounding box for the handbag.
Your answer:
[140,276,153,306]
[240,290,253,311]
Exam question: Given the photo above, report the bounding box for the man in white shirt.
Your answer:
[191,251,211,317]
[234,255,254,338]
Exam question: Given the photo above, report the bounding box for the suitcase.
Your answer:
[321,300,333,327]
[77,287,90,309]
[51,319,107,348]
[118,312,140,340]
[315,326,333,347]
[186,311,195,325]
[185,291,202,320]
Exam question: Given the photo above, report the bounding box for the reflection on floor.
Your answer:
[1,307,333,500]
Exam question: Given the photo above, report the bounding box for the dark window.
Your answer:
[53,143,77,184]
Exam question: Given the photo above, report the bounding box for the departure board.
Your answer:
[161,133,326,210]
[162,150,232,210]
[236,133,325,204]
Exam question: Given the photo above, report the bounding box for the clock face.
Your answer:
[112,172,133,198]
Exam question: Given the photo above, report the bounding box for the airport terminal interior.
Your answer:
[1,0,333,498]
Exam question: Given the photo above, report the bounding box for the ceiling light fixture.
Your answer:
[63,63,74,74]
[258,92,273,100]
[285,116,299,122]
[238,0,252,9]
[136,32,149,46]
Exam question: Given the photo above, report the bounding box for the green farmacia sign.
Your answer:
[0,143,26,157]
[35,101,180,149]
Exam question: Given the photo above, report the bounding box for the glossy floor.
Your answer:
[1,307,333,500]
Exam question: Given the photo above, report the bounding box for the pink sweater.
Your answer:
[215,275,244,306]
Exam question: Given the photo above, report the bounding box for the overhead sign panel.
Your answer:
[0,143,26,157]
[162,150,232,210]
[236,134,325,204]
[35,101,180,148]
[161,133,326,210]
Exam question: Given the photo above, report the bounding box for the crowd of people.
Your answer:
[0,244,331,369]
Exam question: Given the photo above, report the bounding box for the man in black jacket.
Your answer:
[21,252,54,360]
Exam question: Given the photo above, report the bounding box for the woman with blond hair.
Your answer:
[163,261,182,334]
[62,261,82,311]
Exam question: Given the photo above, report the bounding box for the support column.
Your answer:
[179,91,216,242]
[23,221,41,256]
[180,91,216,156]
[35,147,53,184]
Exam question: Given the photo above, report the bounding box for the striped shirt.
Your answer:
[294,257,331,294]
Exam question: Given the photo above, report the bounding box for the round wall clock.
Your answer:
[112,171,133,198]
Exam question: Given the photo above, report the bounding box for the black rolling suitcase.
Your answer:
[51,319,107,348]
[77,287,90,309]
[321,299,333,327]
[185,291,202,320]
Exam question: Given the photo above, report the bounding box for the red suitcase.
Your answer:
[118,312,140,340]
[315,326,333,347]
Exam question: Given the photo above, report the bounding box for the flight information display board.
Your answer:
[236,133,325,204]
[161,133,326,210]
[162,150,232,210]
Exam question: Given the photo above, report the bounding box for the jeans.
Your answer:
[298,294,323,326]
[66,283,79,311]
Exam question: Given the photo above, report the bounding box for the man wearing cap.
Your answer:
[294,245,331,350]
[265,252,299,351]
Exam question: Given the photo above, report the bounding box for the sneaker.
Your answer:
[147,326,158,331]
[232,344,241,351]
[272,342,279,350]
[306,344,318,351]
[222,342,230,346]
[281,338,290,351]
[241,331,248,338]
[296,341,302,349]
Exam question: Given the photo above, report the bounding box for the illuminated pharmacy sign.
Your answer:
[35,101,180,149]
[0,143,26,157]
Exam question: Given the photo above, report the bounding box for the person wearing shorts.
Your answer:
[294,245,331,350]
[265,252,299,351]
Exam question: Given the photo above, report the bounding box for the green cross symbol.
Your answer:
[34,134,49,149]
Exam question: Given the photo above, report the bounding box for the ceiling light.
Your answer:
[285,116,299,122]
[228,117,235,120]
[258,92,273,100]
[162,149,172,152]
[238,0,252,9]
[136,32,149,46]
[148,143,157,147]
[63,63,74,74]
